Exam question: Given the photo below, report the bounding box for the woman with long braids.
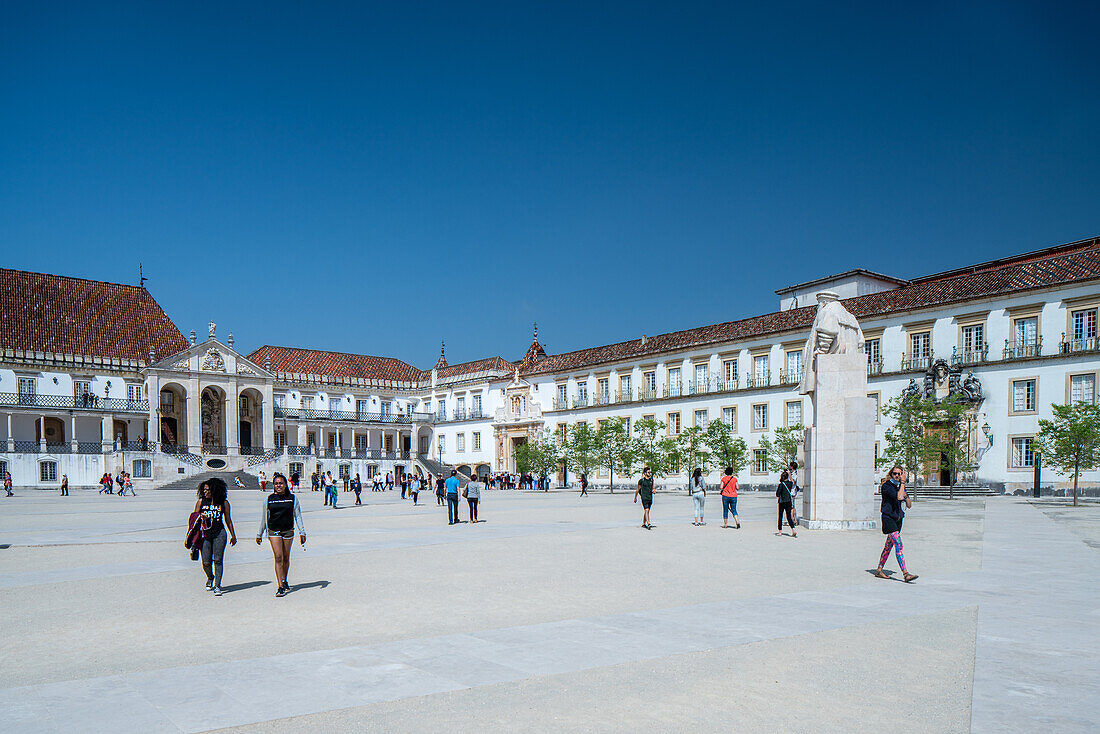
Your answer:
[255,472,306,597]
[874,466,918,582]
[193,477,237,596]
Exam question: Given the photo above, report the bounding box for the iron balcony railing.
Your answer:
[595,393,611,406]
[1060,334,1100,354]
[118,441,157,452]
[553,397,569,410]
[0,393,149,413]
[952,343,989,366]
[778,368,802,386]
[77,441,103,454]
[900,352,933,371]
[1003,338,1041,360]
[663,384,683,399]
[13,440,40,453]
[45,442,71,454]
[448,409,486,422]
[718,378,739,392]
[867,358,884,375]
[273,406,431,424]
[746,372,770,389]
[573,395,590,409]
[687,380,714,396]
[615,390,635,404]
[201,444,228,456]
[641,387,659,400]
[238,446,264,456]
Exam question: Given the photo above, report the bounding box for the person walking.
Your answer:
[327,471,339,509]
[634,466,655,529]
[98,472,111,494]
[445,470,461,525]
[386,471,394,491]
[115,471,124,495]
[193,478,237,596]
[689,467,706,525]
[342,473,350,493]
[465,475,482,522]
[436,474,446,506]
[400,472,408,499]
[776,471,797,537]
[311,471,319,493]
[259,470,267,492]
[579,473,588,497]
[322,470,331,506]
[352,473,363,505]
[3,471,11,497]
[874,466,918,582]
[255,472,306,597]
[60,473,69,496]
[122,472,136,497]
[409,474,421,505]
[720,467,740,529]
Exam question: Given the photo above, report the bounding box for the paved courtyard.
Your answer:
[0,487,1097,733]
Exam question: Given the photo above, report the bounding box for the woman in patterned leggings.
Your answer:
[875,466,917,582]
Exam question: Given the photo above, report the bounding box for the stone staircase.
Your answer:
[415,456,472,481]
[900,485,1000,499]
[154,470,261,492]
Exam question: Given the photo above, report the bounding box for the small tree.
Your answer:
[530,429,563,489]
[880,394,942,480]
[595,417,634,494]
[513,440,537,475]
[660,434,686,484]
[705,418,748,475]
[1036,401,1100,507]
[633,418,668,478]
[677,425,711,479]
[757,424,803,473]
[564,422,599,485]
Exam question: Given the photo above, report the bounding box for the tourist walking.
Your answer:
[386,471,394,491]
[409,474,421,505]
[322,470,331,506]
[60,473,69,496]
[689,468,706,525]
[122,472,136,497]
[465,475,482,522]
[875,466,918,582]
[311,471,319,493]
[776,471,797,537]
[259,470,267,492]
[255,472,306,597]
[436,474,446,506]
[400,473,408,499]
[634,466,654,529]
[579,473,588,497]
[720,467,740,529]
[353,473,363,505]
[193,478,237,596]
[5,471,14,496]
[445,470,461,524]
[327,471,339,509]
[98,472,112,494]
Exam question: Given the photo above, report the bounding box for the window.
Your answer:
[128,383,142,403]
[640,415,656,436]
[356,399,369,417]
[74,380,92,405]
[866,338,881,372]
[457,433,465,452]
[874,441,880,466]
[694,409,708,429]
[1071,308,1098,342]
[753,449,768,474]
[384,434,393,452]
[722,407,737,430]
[668,367,681,394]
[620,374,631,399]
[753,355,768,382]
[456,396,466,419]
[133,459,152,478]
[1014,316,1038,348]
[1011,437,1035,468]
[597,377,610,402]
[472,394,482,415]
[239,395,250,416]
[557,384,568,406]
[577,382,588,404]
[275,431,287,448]
[752,403,768,431]
[160,390,175,409]
[1012,379,1037,413]
[354,434,368,451]
[557,423,568,441]
[785,350,802,383]
[18,377,36,404]
[0,460,6,480]
[910,332,931,366]
[785,401,802,427]
[380,400,392,418]
[1070,373,1096,404]
[962,323,985,354]
[289,462,304,479]
[694,363,708,391]
[473,432,481,451]
[40,460,57,482]
[722,359,738,388]
[306,431,316,449]
[643,371,657,398]
[274,393,287,409]
[302,395,314,411]
[668,412,681,435]
[868,392,880,423]
[328,432,338,450]
[438,435,445,455]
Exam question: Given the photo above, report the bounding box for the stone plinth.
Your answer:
[802,352,876,530]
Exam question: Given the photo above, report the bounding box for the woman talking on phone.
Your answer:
[256,472,307,597]
[874,465,917,582]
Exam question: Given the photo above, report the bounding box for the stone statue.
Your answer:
[797,291,865,396]
[208,320,216,338]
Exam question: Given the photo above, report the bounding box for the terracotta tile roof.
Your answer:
[0,268,188,364]
[522,237,1100,376]
[249,345,427,384]
[437,356,515,380]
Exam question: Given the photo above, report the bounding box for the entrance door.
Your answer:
[239,422,252,451]
[940,452,951,487]
[402,436,411,456]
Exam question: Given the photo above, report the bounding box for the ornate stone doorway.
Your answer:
[200,386,226,451]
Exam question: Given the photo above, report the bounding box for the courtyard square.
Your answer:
[0,488,1097,733]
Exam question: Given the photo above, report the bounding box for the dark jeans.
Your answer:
[447,494,460,523]
[778,502,796,530]
[201,528,227,587]
[324,488,331,505]
[467,497,479,521]
[354,490,361,505]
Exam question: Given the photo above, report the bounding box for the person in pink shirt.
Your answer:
[720,467,740,529]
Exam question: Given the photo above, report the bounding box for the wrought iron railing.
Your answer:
[573,396,590,409]
[77,441,103,454]
[595,393,611,406]
[45,442,71,454]
[688,380,713,396]
[900,352,933,371]
[717,379,739,392]
[746,372,770,389]
[13,440,40,453]
[641,388,659,400]
[553,397,569,410]
[0,393,149,413]
[1060,334,1100,354]
[662,384,683,399]
[286,445,312,456]
[1003,338,1041,360]
[615,390,635,404]
[778,369,802,385]
[238,446,264,456]
[273,406,431,424]
[119,441,157,452]
[202,444,228,456]
[951,344,988,366]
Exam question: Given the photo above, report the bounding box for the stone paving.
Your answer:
[0,487,1096,732]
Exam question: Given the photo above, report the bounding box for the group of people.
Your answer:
[486,472,548,491]
[97,471,136,496]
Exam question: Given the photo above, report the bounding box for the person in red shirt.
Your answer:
[720,467,741,529]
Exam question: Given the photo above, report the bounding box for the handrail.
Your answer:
[0,393,148,413]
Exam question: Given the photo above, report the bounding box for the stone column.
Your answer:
[39,415,47,451]
[411,423,419,459]
[187,378,200,450]
[296,423,307,449]
[70,414,78,452]
[5,412,13,452]
[262,383,275,451]
[802,352,876,530]
[226,383,239,457]
[101,415,113,453]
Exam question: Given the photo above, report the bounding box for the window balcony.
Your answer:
[553,397,569,410]
[595,393,611,406]
[746,372,770,389]
[900,352,933,371]
[641,388,658,400]
[718,378,739,392]
[687,380,713,396]
[0,393,149,414]
[778,368,802,385]
[662,384,683,399]
[1060,334,1100,355]
[273,405,431,425]
[952,343,988,366]
[572,396,590,409]
[1003,338,1041,360]
[867,358,884,375]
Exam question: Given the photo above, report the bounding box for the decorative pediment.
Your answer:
[900,358,983,405]
[237,363,256,375]
[201,348,226,372]
[169,358,190,371]
[146,336,273,379]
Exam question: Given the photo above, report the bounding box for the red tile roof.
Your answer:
[249,345,426,384]
[521,237,1100,376]
[437,356,515,380]
[0,268,188,364]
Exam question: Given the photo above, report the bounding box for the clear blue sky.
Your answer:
[2,2,1098,367]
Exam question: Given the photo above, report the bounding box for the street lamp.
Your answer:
[981,421,993,447]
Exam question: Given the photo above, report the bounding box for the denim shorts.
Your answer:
[266,529,295,539]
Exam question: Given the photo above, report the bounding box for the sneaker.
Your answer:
[275,586,286,597]
[212,586,223,596]
[205,579,213,590]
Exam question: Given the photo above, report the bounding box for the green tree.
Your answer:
[677,425,711,477]
[880,394,973,497]
[564,422,599,483]
[1036,401,1100,507]
[529,429,564,487]
[705,419,748,474]
[757,424,804,473]
[660,434,686,481]
[633,418,668,477]
[513,440,537,474]
[595,417,634,494]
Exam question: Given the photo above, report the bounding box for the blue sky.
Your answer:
[2,2,1098,367]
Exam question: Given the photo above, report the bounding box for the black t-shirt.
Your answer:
[267,493,295,532]
[200,499,225,535]
[637,477,654,501]
[776,480,794,505]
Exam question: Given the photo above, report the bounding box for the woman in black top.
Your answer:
[776,470,797,537]
[193,478,237,595]
[256,472,306,597]
[875,466,917,582]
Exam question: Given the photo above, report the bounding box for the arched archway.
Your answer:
[200,385,226,451]
[238,387,264,453]
[475,463,491,479]
[159,382,188,447]
[37,417,65,446]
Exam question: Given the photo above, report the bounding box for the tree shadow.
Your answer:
[289,580,330,592]
[220,580,271,593]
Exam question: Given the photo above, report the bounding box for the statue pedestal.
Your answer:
[802,352,877,530]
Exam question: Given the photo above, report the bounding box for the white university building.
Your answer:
[1,235,1098,493]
